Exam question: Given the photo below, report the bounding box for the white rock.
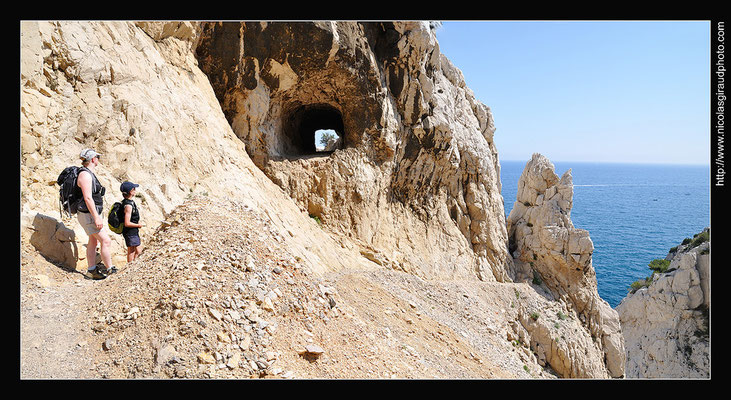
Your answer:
[208,308,223,321]
[226,352,241,369]
[300,344,324,356]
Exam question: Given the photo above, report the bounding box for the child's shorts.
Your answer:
[124,233,141,247]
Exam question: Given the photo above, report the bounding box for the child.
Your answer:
[120,181,144,262]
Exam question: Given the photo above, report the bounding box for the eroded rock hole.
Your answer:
[284,104,345,156]
[315,129,341,152]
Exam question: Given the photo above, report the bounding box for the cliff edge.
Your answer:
[617,229,710,378]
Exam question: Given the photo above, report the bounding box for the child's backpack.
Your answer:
[57,166,82,218]
[108,201,125,234]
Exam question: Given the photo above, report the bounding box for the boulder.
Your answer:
[29,213,80,270]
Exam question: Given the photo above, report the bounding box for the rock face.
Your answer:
[20,20,239,268]
[20,21,371,275]
[195,21,513,282]
[506,154,625,378]
[617,231,710,378]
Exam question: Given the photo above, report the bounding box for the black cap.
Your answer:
[120,181,139,193]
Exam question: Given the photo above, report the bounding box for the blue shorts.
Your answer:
[124,233,141,247]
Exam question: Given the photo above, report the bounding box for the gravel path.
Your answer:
[20,195,553,380]
[20,262,98,379]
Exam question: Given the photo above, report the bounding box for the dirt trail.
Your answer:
[20,245,98,379]
[20,195,550,380]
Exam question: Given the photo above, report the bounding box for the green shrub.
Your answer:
[648,258,671,273]
[532,270,542,285]
[309,214,322,226]
[691,230,709,248]
[629,276,653,293]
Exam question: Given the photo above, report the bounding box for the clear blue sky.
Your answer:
[435,21,710,165]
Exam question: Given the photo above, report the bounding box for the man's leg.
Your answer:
[92,229,114,271]
[86,235,98,270]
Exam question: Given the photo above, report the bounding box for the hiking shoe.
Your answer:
[87,266,108,280]
[109,266,118,275]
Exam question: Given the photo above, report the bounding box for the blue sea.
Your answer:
[500,160,710,308]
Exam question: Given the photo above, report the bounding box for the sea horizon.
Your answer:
[500,158,711,168]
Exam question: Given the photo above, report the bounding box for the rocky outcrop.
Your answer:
[195,21,513,282]
[617,230,710,378]
[506,154,625,378]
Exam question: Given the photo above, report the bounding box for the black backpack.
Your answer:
[108,201,125,234]
[56,166,82,217]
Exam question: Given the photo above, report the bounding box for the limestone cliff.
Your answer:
[506,154,625,378]
[195,21,513,282]
[21,21,622,379]
[617,229,710,378]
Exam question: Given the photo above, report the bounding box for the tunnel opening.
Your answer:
[283,103,345,156]
[315,129,341,152]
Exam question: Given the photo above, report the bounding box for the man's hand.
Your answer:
[94,214,104,230]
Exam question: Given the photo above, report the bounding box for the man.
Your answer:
[77,148,116,279]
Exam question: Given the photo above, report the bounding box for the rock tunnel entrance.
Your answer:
[283,103,345,156]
